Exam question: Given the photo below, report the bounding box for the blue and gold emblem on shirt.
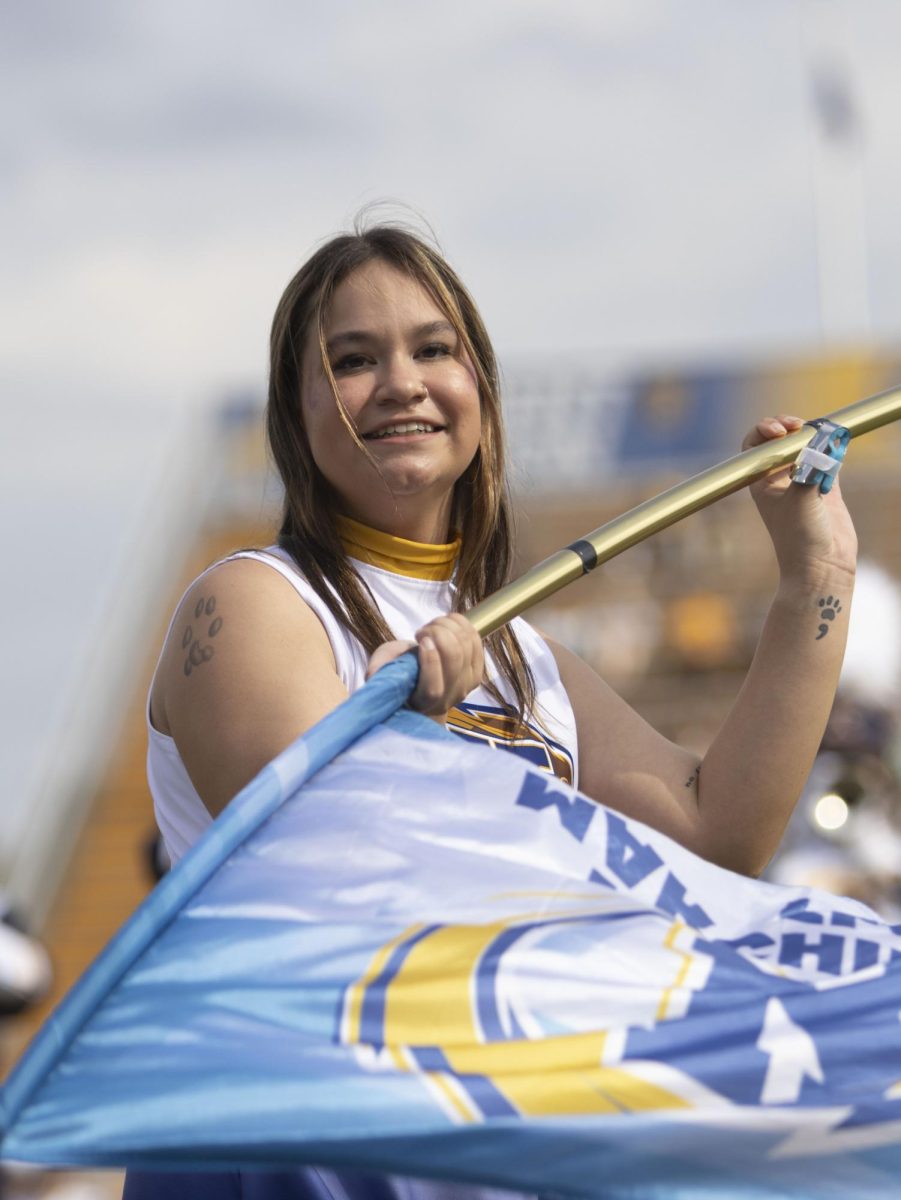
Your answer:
[446,702,574,785]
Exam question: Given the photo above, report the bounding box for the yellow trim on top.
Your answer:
[337,515,461,581]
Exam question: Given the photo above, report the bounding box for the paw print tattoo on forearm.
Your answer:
[815,595,843,641]
[182,595,223,676]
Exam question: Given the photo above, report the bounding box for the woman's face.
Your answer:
[300,259,482,543]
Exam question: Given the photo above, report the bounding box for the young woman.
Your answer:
[127,224,856,1198]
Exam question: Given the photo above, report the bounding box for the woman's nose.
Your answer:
[375,355,427,405]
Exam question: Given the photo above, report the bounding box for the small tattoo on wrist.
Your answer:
[815,595,842,641]
[183,594,223,676]
[684,764,701,789]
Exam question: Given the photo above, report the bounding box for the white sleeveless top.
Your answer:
[148,545,579,863]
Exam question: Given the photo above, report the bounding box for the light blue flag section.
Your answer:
[4,654,901,1198]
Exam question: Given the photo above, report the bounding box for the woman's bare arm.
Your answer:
[551,415,857,876]
[152,559,348,817]
[152,560,485,817]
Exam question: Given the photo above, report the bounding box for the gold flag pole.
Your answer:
[467,385,901,639]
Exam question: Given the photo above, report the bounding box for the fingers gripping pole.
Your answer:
[466,385,901,639]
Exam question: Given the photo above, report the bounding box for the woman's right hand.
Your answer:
[366,613,484,720]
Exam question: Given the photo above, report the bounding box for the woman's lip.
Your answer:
[363,427,445,442]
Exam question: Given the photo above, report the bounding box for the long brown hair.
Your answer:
[267,221,535,724]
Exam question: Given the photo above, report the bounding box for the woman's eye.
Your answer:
[418,342,452,360]
[333,353,369,372]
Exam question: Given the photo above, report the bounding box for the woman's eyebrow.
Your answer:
[413,320,456,338]
[326,320,455,352]
[325,330,370,352]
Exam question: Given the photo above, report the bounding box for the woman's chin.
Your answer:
[373,464,456,501]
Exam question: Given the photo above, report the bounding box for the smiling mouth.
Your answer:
[363,422,445,441]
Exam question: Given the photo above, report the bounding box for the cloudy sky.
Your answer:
[4,0,901,411]
[5,0,901,896]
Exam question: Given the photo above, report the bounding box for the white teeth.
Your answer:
[368,422,439,439]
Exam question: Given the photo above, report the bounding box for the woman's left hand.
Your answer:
[366,613,484,720]
[743,413,858,586]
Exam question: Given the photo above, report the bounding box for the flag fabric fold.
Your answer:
[4,656,901,1199]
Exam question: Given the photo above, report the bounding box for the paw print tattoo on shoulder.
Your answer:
[182,595,223,676]
[815,595,843,641]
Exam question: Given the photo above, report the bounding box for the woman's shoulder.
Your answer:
[150,551,336,737]
[170,551,317,639]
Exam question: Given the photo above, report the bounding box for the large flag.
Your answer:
[3,654,901,1199]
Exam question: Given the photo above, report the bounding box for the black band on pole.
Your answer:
[566,539,598,574]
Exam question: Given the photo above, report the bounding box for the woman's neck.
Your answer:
[340,493,454,546]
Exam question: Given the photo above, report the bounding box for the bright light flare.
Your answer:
[813,792,850,832]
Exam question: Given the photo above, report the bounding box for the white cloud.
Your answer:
[2,0,901,400]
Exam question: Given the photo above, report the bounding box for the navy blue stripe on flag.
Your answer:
[409,1047,519,1119]
[475,926,530,1042]
[359,925,442,1047]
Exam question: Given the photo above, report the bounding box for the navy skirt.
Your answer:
[123,1167,535,1200]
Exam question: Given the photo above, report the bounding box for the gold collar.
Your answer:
[336,516,460,581]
